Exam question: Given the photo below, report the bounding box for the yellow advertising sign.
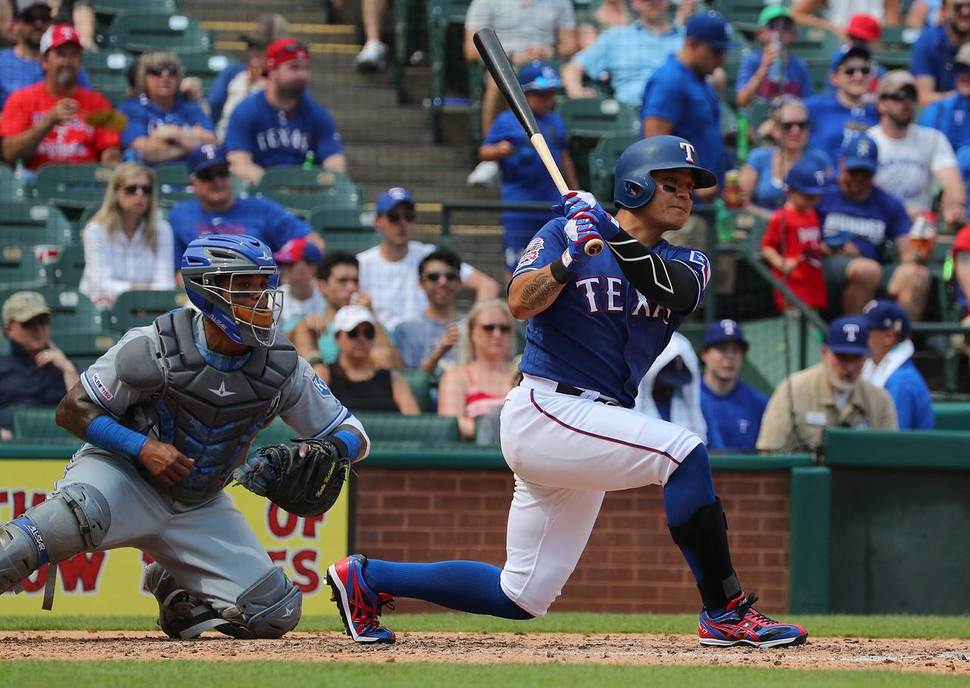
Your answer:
[0,460,348,615]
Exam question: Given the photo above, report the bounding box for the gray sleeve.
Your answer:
[556,0,576,28]
[276,357,354,437]
[464,0,491,30]
[79,327,164,418]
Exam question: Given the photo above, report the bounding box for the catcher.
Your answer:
[0,234,366,640]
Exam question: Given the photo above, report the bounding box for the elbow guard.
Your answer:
[607,232,701,312]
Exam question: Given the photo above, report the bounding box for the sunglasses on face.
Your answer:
[147,65,179,78]
[121,183,152,196]
[479,323,512,334]
[345,324,376,340]
[882,90,916,102]
[387,207,416,223]
[766,18,795,31]
[22,9,52,24]
[841,65,871,77]
[196,167,230,182]
[422,270,460,283]
[780,119,808,131]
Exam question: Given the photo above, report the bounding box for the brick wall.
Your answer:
[353,467,791,614]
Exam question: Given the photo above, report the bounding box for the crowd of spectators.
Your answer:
[2,0,969,451]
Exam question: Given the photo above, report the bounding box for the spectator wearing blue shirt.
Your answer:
[119,52,217,166]
[818,133,930,318]
[561,0,687,107]
[736,6,813,108]
[911,0,970,106]
[226,38,345,186]
[918,43,970,154]
[641,12,732,196]
[0,0,91,109]
[805,45,880,163]
[480,62,579,275]
[168,144,319,272]
[862,299,935,429]
[699,319,768,453]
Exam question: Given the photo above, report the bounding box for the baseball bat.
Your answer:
[472,28,603,256]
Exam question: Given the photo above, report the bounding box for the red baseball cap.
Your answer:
[847,13,881,42]
[265,38,309,70]
[40,24,81,54]
[953,225,970,255]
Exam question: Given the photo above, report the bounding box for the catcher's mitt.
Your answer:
[234,438,350,516]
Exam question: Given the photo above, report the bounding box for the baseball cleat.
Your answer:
[327,555,396,644]
[698,592,807,648]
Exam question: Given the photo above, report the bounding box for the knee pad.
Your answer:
[223,567,303,639]
[0,483,110,603]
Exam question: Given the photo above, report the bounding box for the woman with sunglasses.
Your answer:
[118,51,216,165]
[324,305,419,415]
[740,97,832,218]
[78,163,175,308]
[438,299,518,441]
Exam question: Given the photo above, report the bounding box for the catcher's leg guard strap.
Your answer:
[223,566,302,639]
[0,483,110,610]
[668,497,741,611]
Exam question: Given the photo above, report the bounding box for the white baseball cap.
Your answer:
[332,305,375,333]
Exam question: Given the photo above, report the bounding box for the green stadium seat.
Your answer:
[106,289,189,332]
[932,403,970,431]
[49,241,86,288]
[0,285,102,333]
[718,0,770,25]
[56,331,118,367]
[12,407,80,445]
[82,50,133,80]
[308,206,370,232]
[321,229,381,255]
[97,13,211,54]
[30,164,115,219]
[355,411,460,442]
[588,133,639,203]
[0,244,46,290]
[178,52,233,92]
[0,162,30,204]
[254,167,364,214]
[789,25,840,62]
[0,204,74,247]
[557,98,641,188]
[401,369,435,412]
[92,0,179,19]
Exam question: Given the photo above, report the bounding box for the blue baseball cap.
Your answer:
[826,316,870,355]
[188,143,228,176]
[785,157,829,195]
[703,318,748,350]
[863,299,910,339]
[830,44,871,73]
[841,132,879,172]
[685,12,733,51]
[518,61,562,92]
[375,186,414,216]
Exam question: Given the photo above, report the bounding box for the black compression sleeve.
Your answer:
[606,228,702,313]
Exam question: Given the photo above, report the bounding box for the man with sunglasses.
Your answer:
[0,0,92,109]
[868,70,965,227]
[226,38,345,186]
[805,45,880,163]
[758,316,896,454]
[919,43,970,155]
[0,23,119,169]
[735,6,813,107]
[911,0,970,106]
[356,187,498,332]
[326,135,807,649]
[169,144,319,273]
[0,290,78,441]
[641,13,732,199]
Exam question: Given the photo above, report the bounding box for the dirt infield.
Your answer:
[2,631,970,674]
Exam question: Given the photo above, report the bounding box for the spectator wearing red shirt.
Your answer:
[760,157,830,312]
[0,24,120,170]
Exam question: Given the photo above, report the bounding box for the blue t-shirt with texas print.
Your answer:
[513,217,711,408]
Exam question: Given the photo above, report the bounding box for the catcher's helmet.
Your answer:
[181,234,283,347]
[613,135,718,209]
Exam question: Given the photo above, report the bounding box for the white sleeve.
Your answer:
[929,129,958,174]
[464,0,490,30]
[151,218,177,290]
[80,223,131,303]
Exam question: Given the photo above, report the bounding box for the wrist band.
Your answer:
[550,250,573,284]
[331,427,360,460]
[86,415,149,459]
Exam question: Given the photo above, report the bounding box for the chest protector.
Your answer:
[149,309,298,502]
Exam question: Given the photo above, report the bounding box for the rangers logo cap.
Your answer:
[826,316,870,355]
[40,24,81,54]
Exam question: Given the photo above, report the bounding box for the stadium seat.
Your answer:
[400,369,435,412]
[106,289,188,332]
[321,230,381,255]
[557,98,641,188]
[0,285,101,334]
[718,0,769,25]
[307,206,370,232]
[55,331,118,371]
[97,13,211,54]
[0,244,46,290]
[0,204,74,247]
[355,411,460,442]
[0,162,29,204]
[253,167,364,214]
[30,164,115,220]
[588,133,639,203]
[426,0,473,142]
[49,242,86,288]
[730,208,768,246]
[932,402,970,431]
[12,407,80,446]
[82,49,133,81]
[178,52,233,92]
[873,25,922,68]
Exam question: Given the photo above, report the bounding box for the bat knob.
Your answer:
[584,238,604,256]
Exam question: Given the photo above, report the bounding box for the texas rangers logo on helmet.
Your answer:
[679,142,697,164]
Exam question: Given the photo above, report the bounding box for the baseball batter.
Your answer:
[327,136,807,648]
[0,234,368,639]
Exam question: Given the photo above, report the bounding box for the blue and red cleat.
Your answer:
[698,593,807,648]
[327,555,396,644]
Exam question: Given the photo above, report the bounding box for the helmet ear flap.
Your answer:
[625,181,642,197]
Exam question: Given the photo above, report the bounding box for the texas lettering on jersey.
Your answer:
[255,127,311,154]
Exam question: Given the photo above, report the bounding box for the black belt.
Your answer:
[555,383,619,406]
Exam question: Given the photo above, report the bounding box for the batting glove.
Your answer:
[564,217,603,265]
[559,190,620,240]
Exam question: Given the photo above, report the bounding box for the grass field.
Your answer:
[1,613,968,687]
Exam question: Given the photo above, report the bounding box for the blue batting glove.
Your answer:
[560,190,620,240]
[564,217,603,265]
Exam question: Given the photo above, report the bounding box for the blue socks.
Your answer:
[663,444,717,583]
[363,559,533,620]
